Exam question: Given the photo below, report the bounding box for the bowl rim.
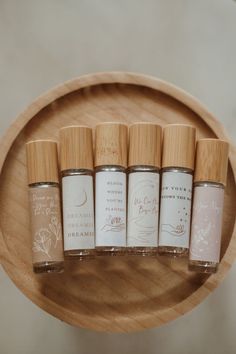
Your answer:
[0,71,235,332]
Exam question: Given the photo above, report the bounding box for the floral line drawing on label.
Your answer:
[33,228,52,258]
[49,216,62,248]
[30,186,63,262]
[101,215,126,233]
[33,216,62,257]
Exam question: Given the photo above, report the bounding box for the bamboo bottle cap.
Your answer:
[59,125,93,171]
[26,140,59,185]
[194,139,229,186]
[128,122,162,168]
[162,124,196,170]
[95,122,128,167]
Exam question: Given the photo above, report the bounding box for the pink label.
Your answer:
[190,185,224,263]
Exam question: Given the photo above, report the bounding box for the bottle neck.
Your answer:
[194,181,225,189]
[127,165,159,173]
[95,165,126,173]
[29,182,59,188]
[161,166,193,174]
[61,169,93,177]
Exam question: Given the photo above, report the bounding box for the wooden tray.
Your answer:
[0,72,235,333]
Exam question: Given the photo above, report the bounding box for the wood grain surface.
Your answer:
[194,138,229,186]
[95,122,128,168]
[0,72,235,332]
[59,126,93,171]
[26,140,59,184]
[162,124,196,170]
[128,122,162,168]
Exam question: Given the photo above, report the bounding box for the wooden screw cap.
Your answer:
[194,138,229,186]
[26,140,59,185]
[128,122,162,168]
[162,124,196,170]
[59,125,93,171]
[95,122,128,167]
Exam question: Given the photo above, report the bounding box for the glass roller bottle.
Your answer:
[60,125,95,260]
[189,138,229,273]
[127,122,162,256]
[26,140,64,273]
[95,122,128,256]
[158,124,196,257]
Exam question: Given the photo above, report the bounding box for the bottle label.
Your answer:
[158,171,193,248]
[95,171,126,247]
[190,186,224,263]
[127,172,159,247]
[29,186,64,263]
[62,175,95,251]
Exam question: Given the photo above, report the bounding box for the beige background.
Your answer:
[0,1,236,353]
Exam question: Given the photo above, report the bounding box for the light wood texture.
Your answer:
[128,122,162,168]
[162,124,196,170]
[59,126,93,171]
[95,122,128,167]
[26,140,59,184]
[194,139,229,186]
[0,72,235,333]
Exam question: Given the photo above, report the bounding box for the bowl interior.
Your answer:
[0,82,235,332]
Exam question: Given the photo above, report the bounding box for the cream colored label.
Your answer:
[158,171,193,248]
[29,186,64,264]
[190,186,224,263]
[95,171,126,247]
[62,175,95,250]
[127,172,159,247]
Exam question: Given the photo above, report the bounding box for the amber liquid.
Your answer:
[96,246,126,256]
[189,260,218,273]
[127,247,157,257]
[33,261,64,274]
[64,249,95,260]
[158,246,188,257]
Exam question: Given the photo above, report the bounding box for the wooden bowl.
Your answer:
[0,72,235,332]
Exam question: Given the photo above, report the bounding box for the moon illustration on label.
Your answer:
[75,190,87,207]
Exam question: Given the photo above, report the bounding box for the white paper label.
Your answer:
[95,171,126,247]
[127,172,160,247]
[62,175,95,250]
[158,171,193,248]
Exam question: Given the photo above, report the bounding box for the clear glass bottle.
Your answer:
[95,122,128,256]
[127,123,162,256]
[60,125,95,260]
[158,124,196,257]
[189,139,229,273]
[26,140,64,273]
